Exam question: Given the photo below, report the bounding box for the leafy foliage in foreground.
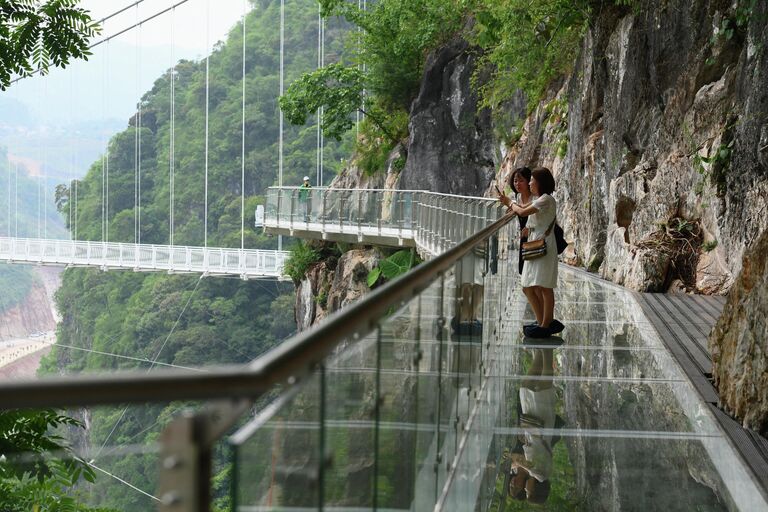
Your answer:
[0,410,114,512]
[367,249,420,288]
[0,0,100,90]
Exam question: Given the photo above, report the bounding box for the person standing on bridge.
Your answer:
[507,168,563,338]
[498,166,533,275]
[298,176,312,222]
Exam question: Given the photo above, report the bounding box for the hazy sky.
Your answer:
[81,0,247,50]
[5,0,248,124]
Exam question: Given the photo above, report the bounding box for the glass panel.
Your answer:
[232,373,322,510]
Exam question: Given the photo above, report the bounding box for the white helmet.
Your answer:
[303,176,310,181]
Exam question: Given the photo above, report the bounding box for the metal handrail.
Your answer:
[0,211,515,410]
[266,186,499,202]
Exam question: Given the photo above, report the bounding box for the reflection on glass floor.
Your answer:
[472,267,767,512]
[231,256,767,511]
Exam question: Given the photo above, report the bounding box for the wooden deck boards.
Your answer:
[634,291,768,495]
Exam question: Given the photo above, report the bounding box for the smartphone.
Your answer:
[494,184,503,195]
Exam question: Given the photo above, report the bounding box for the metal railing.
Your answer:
[264,187,503,256]
[0,205,518,511]
[0,237,289,279]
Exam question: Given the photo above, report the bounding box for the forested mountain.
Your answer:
[38,1,350,509]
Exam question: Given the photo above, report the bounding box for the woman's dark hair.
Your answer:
[531,167,556,195]
[509,166,532,194]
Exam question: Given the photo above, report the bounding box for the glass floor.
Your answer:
[231,253,768,511]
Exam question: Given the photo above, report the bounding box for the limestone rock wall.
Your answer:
[494,0,768,293]
[398,37,498,196]
[710,228,768,436]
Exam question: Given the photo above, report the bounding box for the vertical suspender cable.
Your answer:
[102,45,107,242]
[320,15,325,185]
[106,41,110,244]
[316,3,321,186]
[37,174,41,239]
[241,0,246,251]
[169,7,175,247]
[356,0,360,139]
[7,155,10,237]
[204,0,210,248]
[74,155,78,240]
[278,0,284,251]
[43,81,47,239]
[14,164,18,237]
[135,7,142,245]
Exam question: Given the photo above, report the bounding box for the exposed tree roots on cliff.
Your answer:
[636,218,704,292]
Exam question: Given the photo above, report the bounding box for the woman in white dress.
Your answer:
[508,168,563,338]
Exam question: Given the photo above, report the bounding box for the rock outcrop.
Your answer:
[710,228,768,436]
[399,37,498,196]
[295,248,382,331]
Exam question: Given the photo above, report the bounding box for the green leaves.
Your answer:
[0,0,100,90]
[0,409,108,511]
[280,64,366,142]
[282,241,321,283]
[379,249,414,280]
[367,249,419,288]
[366,266,382,288]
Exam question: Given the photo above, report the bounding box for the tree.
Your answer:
[280,63,399,144]
[0,0,100,90]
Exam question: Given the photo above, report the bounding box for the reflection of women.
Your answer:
[509,347,557,504]
[508,168,563,338]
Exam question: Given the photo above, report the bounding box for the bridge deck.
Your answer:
[0,237,289,279]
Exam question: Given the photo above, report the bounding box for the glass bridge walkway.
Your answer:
[0,187,765,511]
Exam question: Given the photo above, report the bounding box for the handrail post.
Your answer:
[157,412,208,512]
[339,194,344,232]
[322,190,328,235]
[289,189,296,230]
[357,190,363,236]
[377,191,382,236]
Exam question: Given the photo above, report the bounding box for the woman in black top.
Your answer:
[510,167,533,274]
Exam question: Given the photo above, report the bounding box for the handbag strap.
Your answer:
[543,218,556,237]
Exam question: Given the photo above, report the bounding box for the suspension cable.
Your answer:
[204,0,210,248]
[106,40,111,244]
[6,155,10,238]
[316,3,321,186]
[320,14,325,185]
[54,343,204,372]
[169,6,176,247]
[278,0,284,252]
[43,81,47,238]
[81,458,161,503]
[94,275,204,460]
[101,39,107,243]
[241,0,246,252]
[14,164,18,237]
[136,8,142,246]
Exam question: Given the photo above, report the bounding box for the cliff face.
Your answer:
[398,37,499,196]
[0,271,57,341]
[710,228,768,435]
[495,0,768,294]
